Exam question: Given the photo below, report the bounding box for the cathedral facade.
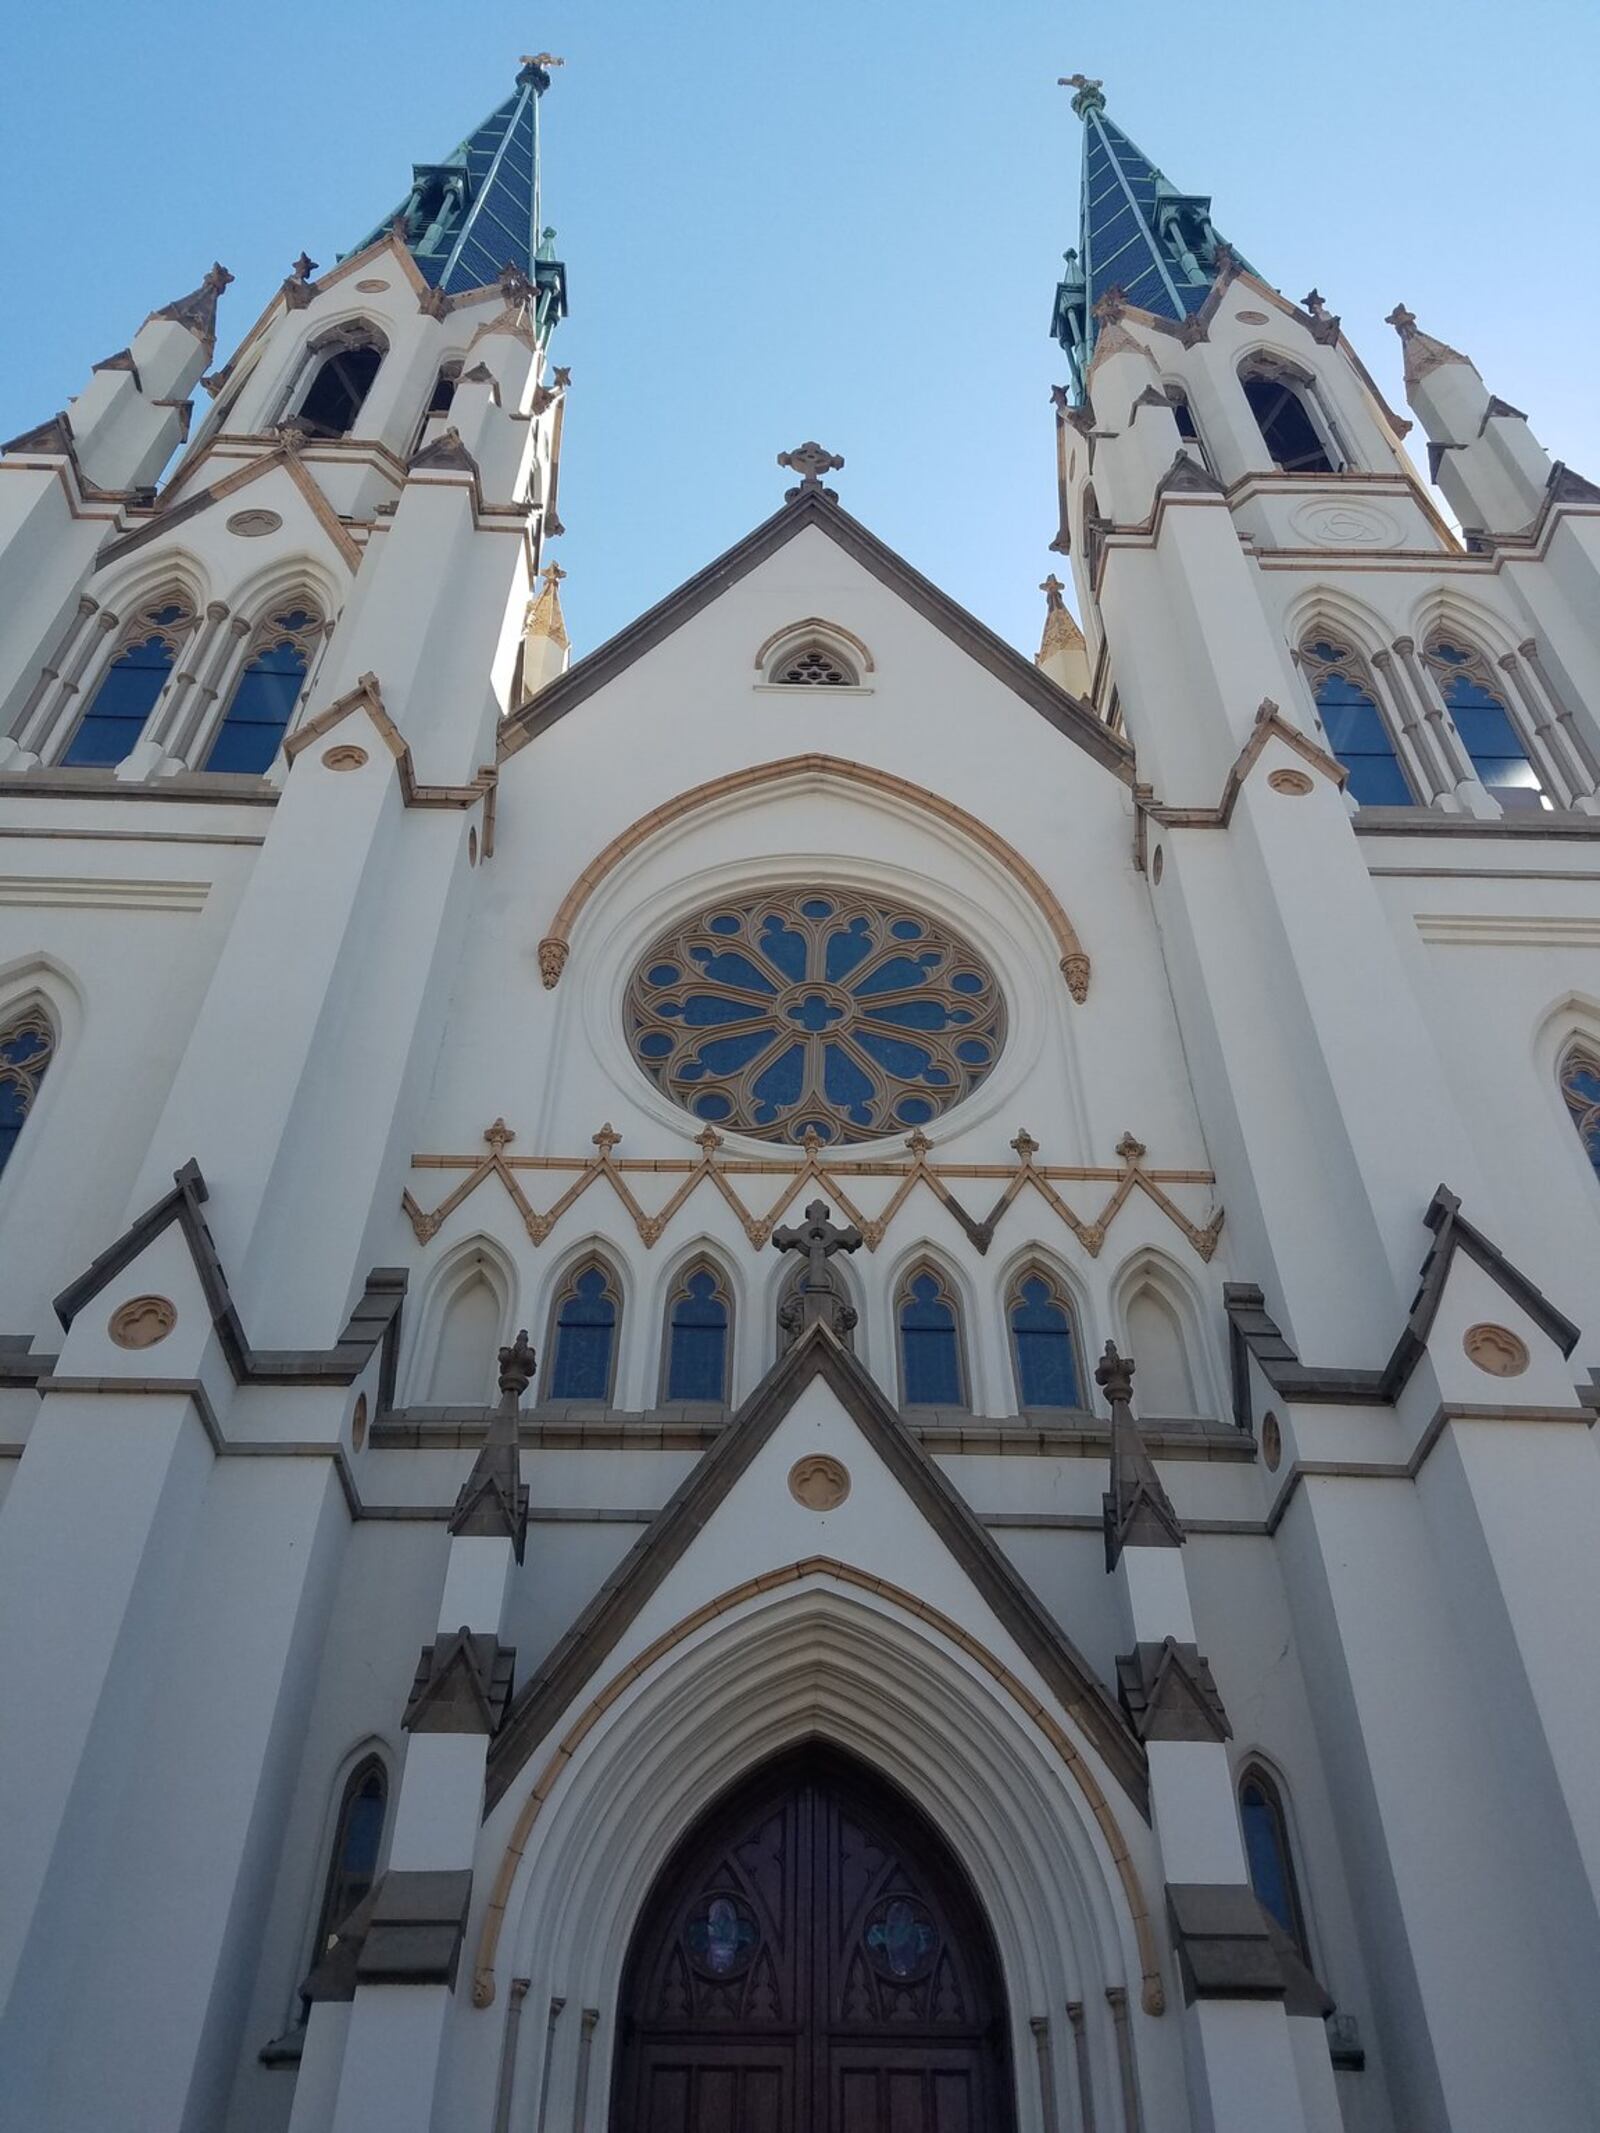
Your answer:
[2,58,1599,2133]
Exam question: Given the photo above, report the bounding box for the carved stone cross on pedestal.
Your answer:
[772,1198,862,1342]
[778,441,844,502]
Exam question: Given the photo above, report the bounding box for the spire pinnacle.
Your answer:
[151,263,233,349]
[1098,1340,1184,1568]
[524,561,570,649]
[1052,87,1247,400]
[1385,303,1475,386]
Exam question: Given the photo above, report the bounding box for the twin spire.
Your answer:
[1052,77,1246,398]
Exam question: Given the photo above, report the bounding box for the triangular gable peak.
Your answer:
[485,1320,1147,1815]
[498,490,1133,779]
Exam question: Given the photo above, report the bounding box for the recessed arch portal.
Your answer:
[610,1743,1017,2131]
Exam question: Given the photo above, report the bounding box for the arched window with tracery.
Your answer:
[1560,1042,1600,1180]
[1299,639,1414,807]
[61,599,193,767]
[1239,1763,1310,1962]
[896,1263,967,1408]
[204,608,320,773]
[1424,637,1549,812]
[662,1260,733,1404]
[547,1257,622,1402]
[772,643,857,686]
[0,1004,55,1176]
[308,1756,387,1981]
[1241,360,1340,475]
[294,325,387,439]
[1007,1266,1083,1410]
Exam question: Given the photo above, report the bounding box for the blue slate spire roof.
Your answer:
[353,58,568,318]
[1051,78,1245,397]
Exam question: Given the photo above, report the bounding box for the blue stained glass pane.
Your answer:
[0,1083,26,1173]
[896,1097,933,1124]
[852,1029,936,1080]
[862,999,964,1031]
[1241,1782,1302,1949]
[689,950,777,993]
[63,636,174,767]
[1435,670,1546,808]
[694,1093,733,1120]
[638,1032,673,1058]
[821,1043,875,1123]
[949,972,984,993]
[853,955,941,997]
[647,964,681,987]
[679,995,763,1028]
[1012,1277,1080,1408]
[341,1787,385,1881]
[707,914,742,934]
[824,917,874,982]
[751,1043,806,1117]
[1313,671,1415,808]
[684,1029,778,1078]
[204,644,308,773]
[889,919,924,939]
[900,1273,962,1405]
[954,1040,991,1065]
[799,898,835,919]
[550,1267,616,1400]
[666,1269,729,1401]
[757,915,809,981]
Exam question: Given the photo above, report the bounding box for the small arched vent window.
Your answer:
[0,1005,55,1176]
[1125,1281,1201,1418]
[309,1757,387,1978]
[1239,1764,1310,1963]
[296,328,386,440]
[1168,388,1211,472]
[1424,638,1548,812]
[1241,362,1339,475]
[204,608,320,774]
[663,1261,732,1403]
[776,644,857,686]
[897,1264,966,1408]
[1560,1042,1600,1181]
[62,599,193,767]
[1007,1267,1082,1410]
[1300,639,1414,807]
[548,1259,622,1402]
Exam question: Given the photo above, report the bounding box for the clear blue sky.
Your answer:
[8,0,1598,662]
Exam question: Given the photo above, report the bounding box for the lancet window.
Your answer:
[1560,1042,1600,1181]
[0,1006,55,1176]
[1299,639,1415,807]
[309,1757,387,1979]
[547,1259,622,1402]
[662,1261,733,1403]
[1241,360,1340,475]
[896,1264,967,1408]
[204,608,320,774]
[60,599,193,767]
[1168,387,1211,472]
[1007,1267,1083,1410]
[294,325,387,439]
[1423,638,1548,812]
[1239,1764,1310,1962]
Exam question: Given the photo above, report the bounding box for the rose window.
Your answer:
[626,889,1005,1144]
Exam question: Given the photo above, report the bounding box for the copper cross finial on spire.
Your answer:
[778,442,844,501]
[1059,73,1106,114]
[521,52,564,68]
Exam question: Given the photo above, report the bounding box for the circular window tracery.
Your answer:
[626,889,1006,1144]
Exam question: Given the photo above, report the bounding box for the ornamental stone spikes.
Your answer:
[778,441,844,502]
[1097,1339,1184,1569]
[772,1198,862,1341]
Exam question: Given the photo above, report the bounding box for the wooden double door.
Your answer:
[611,1748,1016,2133]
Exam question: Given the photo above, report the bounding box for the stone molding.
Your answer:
[403,1628,517,1735]
[1116,1638,1231,1743]
[358,1868,474,1988]
[282,672,497,845]
[1164,1883,1285,2005]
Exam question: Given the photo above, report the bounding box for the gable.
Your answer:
[500,490,1132,778]
[486,1323,1146,1814]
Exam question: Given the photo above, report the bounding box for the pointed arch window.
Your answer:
[61,600,193,767]
[1241,360,1339,475]
[663,1261,732,1403]
[548,1259,621,1402]
[896,1265,966,1408]
[1560,1042,1600,1181]
[309,1757,387,1976]
[1167,387,1211,473]
[0,1005,55,1176]
[425,1266,504,1405]
[773,644,857,686]
[1008,1267,1082,1410]
[1300,639,1415,807]
[204,608,320,774]
[295,326,387,440]
[1124,1278,1202,1418]
[1239,1764,1310,1962]
[1424,638,1549,811]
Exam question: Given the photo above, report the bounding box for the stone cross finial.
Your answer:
[540,561,567,588]
[291,252,318,283]
[1040,574,1066,610]
[484,1117,516,1153]
[1095,1338,1135,1408]
[773,1199,863,1341]
[497,1329,537,1401]
[1010,1127,1039,1163]
[592,1123,622,1157]
[1385,303,1417,338]
[1302,288,1328,320]
[778,442,844,501]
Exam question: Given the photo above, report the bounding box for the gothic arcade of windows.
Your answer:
[1562,1043,1600,1181]
[62,600,194,768]
[204,608,321,774]
[0,1005,55,1176]
[1298,639,1414,807]
[1422,637,1548,811]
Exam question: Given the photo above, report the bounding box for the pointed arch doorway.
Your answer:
[611,1744,1017,2131]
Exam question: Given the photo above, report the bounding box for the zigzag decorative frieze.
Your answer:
[403,1122,1224,1260]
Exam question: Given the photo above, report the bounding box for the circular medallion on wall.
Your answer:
[1287,500,1402,550]
[351,1393,369,1451]
[225,509,282,538]
[322,745,368,771]
[1261,1411,1282,1471]
[1463,1323,1529,1377]
[626,889,1006,1145]
[108,1295,176,1349]
[788,1454,851,1511]
[1267,768,1314,796]
[355,278,391,293]
[1234,309,1271,325]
